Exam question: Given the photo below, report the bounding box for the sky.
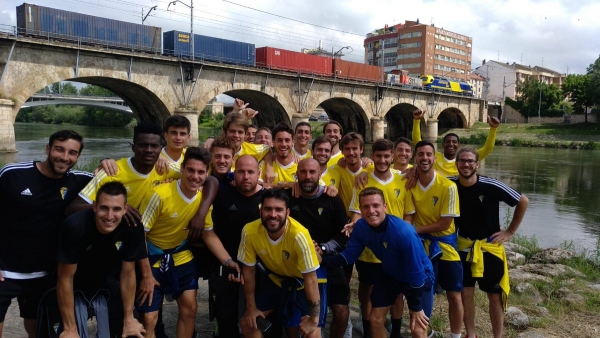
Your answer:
[1,0,599,75]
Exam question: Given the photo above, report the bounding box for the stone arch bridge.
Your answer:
[0,35,487,152]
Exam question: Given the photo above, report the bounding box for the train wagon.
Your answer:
[386,70,423,87]
[16,3,161,52]
[163,30,256,67]
[459,82,474,96]
[256,47,331,76]
[333,59,383,82]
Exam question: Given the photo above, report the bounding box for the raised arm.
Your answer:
[412,109,424,143]
[478,116,500,160]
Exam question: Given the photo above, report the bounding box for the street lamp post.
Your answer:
[168,0,194,61]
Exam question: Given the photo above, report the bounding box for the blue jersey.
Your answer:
[339,214,434,288]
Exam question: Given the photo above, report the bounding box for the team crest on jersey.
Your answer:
[432,196,439,206]
[318,208,323,216]
[258,203,262,210]
[394,189,401,198]
[115,241,123,251]
[282,250,290,260]
[60,187,68,200]
[383,242,388,249]
[152,180,161,187]
[292,174,298,181]
[53,322,61,333]
[330,179,336,186]
[479,195,484,202]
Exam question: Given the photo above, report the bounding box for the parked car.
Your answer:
[318,113,329,121]
[309,115,318,121]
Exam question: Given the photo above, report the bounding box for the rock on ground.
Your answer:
[530,248,575,264]
[509,268,552,284]
[506,306,530,329]
[517,263,585,278]
[517,331,561,338]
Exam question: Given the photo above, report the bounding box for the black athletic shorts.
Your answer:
[0,275,54,322]
[459,251,504,294]
[326,266,350,306]
[355,260,383,285]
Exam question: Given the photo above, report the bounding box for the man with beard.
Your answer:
[410,140,462,338]
[319,188,434,338]
[292,122,312,160]
[238,189,325,338]
[202,155,264,338]
[323,121,344,167]
[311,136,340,190]
[261,123,298,188]
[137,148,215,338]
[0,130,92,338]
[449,147,528,338]
[392,137,413,173]
[411,110,500,177]
[348,139,415,338]
[286,159,348,338]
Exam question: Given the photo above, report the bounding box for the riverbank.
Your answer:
[447,122,600,149]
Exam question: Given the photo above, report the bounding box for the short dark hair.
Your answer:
[414,140,435,153]
[295,121,311,133]
[322,120,343,135]
[133,122,162,144]
[210,136,236,155]
[256,127,272,135]
[97,181,128,203]
[457,146,479,161]
[48,130,84,153]
[358,187,385,206]
[371,139,394,153]
[340,132,364,149]
[443,133,460,143]
[271,122,294,140]
[182,146,212,168]
[311,136,332,151]
[262,188,289,209]
[164,115,191,133]
[394,137,412,150]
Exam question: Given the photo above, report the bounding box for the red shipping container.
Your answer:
[256,47,332,76]
[333,59,383,83]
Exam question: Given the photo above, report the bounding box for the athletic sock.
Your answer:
[450,333,462,338]
[362,319,372,338]
[391,318,402,338]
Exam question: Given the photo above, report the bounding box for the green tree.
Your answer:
[586,55,600,114]
[515,77,562,121]
[50,82,79,95]
[79,85,116,97]
[562,74,591,120]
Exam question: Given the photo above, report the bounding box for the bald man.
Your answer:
[286,159,349,338]
[203,155,265,338]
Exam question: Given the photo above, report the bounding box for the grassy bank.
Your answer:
[444,122,600,150]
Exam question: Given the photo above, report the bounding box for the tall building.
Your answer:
[364,20,473,81]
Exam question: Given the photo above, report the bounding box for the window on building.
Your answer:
[399,42,422,49]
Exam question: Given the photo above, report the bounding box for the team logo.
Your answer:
[282,250,290,260]
[115,241,123,251]
[292,174,298,181]
[330,179,336,186]
[383,242,388,249]
[152,180,161,187]
[60,187,68,200]
[318,208,323,216]
[394,189,401,198]
[258,203,262,210]
[479,195,484,202]
[125,186,131,192]
[432,196,439,206]
[53,323,61,333]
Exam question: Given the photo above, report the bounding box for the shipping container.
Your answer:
[386,70,423,87]
[333,59,383,83]
[256,47,331,76]
[163,30,255,67]
[16,3,161,52]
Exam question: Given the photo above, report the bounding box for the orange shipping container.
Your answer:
[256,47,332,76]
[333,59,383,83]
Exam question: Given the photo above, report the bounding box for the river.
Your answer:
[2,122,600,250]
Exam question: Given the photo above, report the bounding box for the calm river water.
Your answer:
[2,122,600,250]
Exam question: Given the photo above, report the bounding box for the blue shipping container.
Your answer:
[16,3,161,52]
[163,30,255,67]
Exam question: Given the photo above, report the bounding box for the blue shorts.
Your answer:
[355,260,383,285]
[433,259,463,292]
[255,274,328,328]
[136,261,198,313]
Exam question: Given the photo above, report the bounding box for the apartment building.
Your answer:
[364,20,473,81]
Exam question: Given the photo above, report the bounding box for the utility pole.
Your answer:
[537,80,542,123]
[168,1,194,60]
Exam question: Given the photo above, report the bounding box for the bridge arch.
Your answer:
[316,97,369,138]
[437,107,467,134]
[383,103,419,141]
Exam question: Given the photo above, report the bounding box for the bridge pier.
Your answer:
[371,118,385,141]
[0,99,17,153]
[423,119,439,143]
[174,108,199,146]
[291,113,309,129]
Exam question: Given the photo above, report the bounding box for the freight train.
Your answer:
[14,3,473,96]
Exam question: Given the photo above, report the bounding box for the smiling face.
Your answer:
[372,149,393,174]
[132,133,162,168]
[274,131,293,160]
[226,123,246,150]
[359,193,387,228]
[164,126,190,152]
[324,123,341,147]
[180,158,208,196]
[414,144,436,174]
[93,193,127,234]
[294,125,311,148]
[456,151,479,179]
[211,146,234,176]
[342,140,363,167]
[394,142,413,167]
[442,135,460,158]
[312,141,332,167]
[260,197,289,235]
[245,126,257,143]
[44,138,82,177]
[255,129,272,147]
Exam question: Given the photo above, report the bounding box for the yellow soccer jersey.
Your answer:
[412,120,497,177]
[260,159,297,184]
[233,142,270,171]
[160,147,186,173]
[140,180,213,266]
[331,163,374,218]
[292,147,312,160]
[327,150,344,167]
[238,217,320,286]
[79,157,181,208]
[320,165,341,190]
[349,171,415,263]
[410,172,460,261]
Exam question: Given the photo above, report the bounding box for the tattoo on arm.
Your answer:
[309,300,320,318]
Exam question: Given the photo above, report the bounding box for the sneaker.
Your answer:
[343,315,353,338]
[354,308,363,335]
[427,327,435,338]
[155,322,169,338]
